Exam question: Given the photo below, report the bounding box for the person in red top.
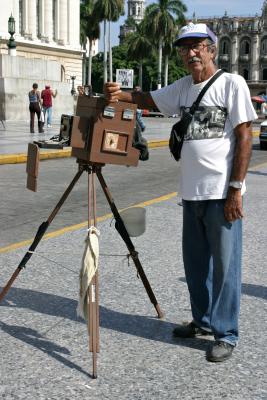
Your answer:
[41,85,57,128]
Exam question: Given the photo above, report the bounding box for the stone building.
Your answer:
[0,0,82,121]
[119,0,145,43]
[193,1,267,96]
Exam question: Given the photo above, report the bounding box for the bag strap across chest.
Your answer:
[190,69,225,114]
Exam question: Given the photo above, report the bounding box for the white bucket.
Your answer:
[120,207,146,237]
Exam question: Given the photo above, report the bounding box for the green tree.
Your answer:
[144,0,187,89]
[126,20,153,89]
[80,0,100,85]
[91,43,187,93]
[93,0,124,83]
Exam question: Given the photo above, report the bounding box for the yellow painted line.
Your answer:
[0,132,262,165]
[0,141,168,165]
[0,191,178,255]
[148,140,169,148]
[0,148,72,165]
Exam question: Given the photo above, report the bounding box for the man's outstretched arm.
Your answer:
[103,82,157,110]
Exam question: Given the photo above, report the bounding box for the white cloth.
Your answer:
[77,226,100,320]
[39,109,45,123]
[151,71,258,200]
[261,102,267,115]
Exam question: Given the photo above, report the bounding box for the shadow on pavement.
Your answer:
[179,277,267,300]
[0,321,92,378]
[0,287,211,354]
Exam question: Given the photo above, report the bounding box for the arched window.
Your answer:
[261,38,267,55]
[243,69,249,80]
[240,40,250,55]
[220,39,230,54]
[262,68,267,80]
[61,65,65,82]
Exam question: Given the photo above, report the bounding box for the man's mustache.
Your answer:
[188,56,201,64]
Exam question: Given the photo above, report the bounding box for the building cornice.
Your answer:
[0,38,83,58]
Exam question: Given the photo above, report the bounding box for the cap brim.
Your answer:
[174,33,209,47]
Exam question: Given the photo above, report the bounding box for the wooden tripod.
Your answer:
[0,160,164,378]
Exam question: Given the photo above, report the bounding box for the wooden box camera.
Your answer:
[70,96,140,166]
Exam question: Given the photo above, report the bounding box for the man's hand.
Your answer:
[103,82,122,103]
[224,188,243,222]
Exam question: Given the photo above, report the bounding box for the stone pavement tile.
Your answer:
[0,188,266,399]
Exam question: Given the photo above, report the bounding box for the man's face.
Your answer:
[178,38,214,80]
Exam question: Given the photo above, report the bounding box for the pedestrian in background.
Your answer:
[28,82,44,133]
[104,23,257,363]
[134,86,146,132]
[41,84,57,128]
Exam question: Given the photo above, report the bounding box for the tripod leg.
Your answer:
[95,168,164,319]
[87,168,99,379]
[0,167,84,303]
[88,272,99,379]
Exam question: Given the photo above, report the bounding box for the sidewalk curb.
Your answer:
[0,131,259,165]
[0,140,169,165]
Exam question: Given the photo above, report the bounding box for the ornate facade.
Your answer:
[0,0,82,84]
[0,0,82,120]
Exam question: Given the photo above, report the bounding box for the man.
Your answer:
[104,23,257,362]
[41,84,57,128]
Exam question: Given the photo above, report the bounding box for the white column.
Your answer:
[28,0,37,39]
[231,34,239,74]
[44,0,53,42]
[251,35,260,81]
[68,0,80,47]
[23,0,29,35]
[59,0,68,45]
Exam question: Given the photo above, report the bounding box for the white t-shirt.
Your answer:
[151,71,258,200]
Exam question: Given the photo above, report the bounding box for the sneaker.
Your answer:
[173,321,212,338]
[206,341,234,362]
[47,124,52,128]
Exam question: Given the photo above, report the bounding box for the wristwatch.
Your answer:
[229,181,243,190]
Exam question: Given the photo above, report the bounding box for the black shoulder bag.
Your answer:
[169,69,224,161]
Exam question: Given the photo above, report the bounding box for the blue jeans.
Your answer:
[43,106,52,125]
[182,199,242,346]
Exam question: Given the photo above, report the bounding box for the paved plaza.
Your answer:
[0,162,266,399]
[0,117,266,399]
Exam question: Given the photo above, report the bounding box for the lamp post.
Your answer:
[8,14,16,56]
[70,76,76,96]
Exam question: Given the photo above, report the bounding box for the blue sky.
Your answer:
[99,0,265,51]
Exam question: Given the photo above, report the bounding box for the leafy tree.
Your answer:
[93,0,124,83]
[91,43,187,93]
[144,0,187,89]
[126,20,153,89]
[80,0,100,85]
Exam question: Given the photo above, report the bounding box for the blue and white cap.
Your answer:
[174,23,217,46]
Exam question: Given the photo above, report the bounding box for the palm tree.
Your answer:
[144,0,187,89]
[80,0,101,86]
[93,0,124,83]
[126,20,152,89]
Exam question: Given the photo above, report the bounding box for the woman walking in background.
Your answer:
[28,83,44,133]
